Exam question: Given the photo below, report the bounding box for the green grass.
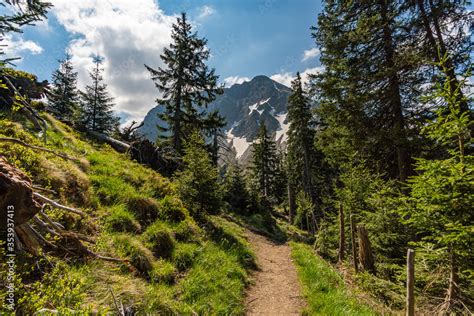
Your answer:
[0,113,256,314]
[290,242,377,316]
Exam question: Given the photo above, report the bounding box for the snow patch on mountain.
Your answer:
[226,127,252,158]
[275,112,289,143]
[248,98,271,115]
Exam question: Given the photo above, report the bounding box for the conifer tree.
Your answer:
[175,131,222,215]
[223,163,250,214]
[398,64,473,312]
[287,72,316,201]
[48,53,79,120]
[145,13,224,154]
[79,56,119,134]
[251,122,279,200]
[311,0,423,182]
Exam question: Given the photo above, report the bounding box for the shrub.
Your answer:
[143,222,175,259]
[105,205,141,233]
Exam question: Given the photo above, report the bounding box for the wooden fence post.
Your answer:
[357,225,376,275]
[338,204,345,262]
[350,214,358,273]
[406,249,415,316]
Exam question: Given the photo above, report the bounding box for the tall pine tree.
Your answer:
[145,13,224,154]
[48,53,79,120]
[251,122,279,200]
[287,72,316,201]
[79,56,119,134]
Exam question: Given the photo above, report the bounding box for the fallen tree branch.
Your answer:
[32,185,57,195]
[87,130,130,153]
[33,192,86,217]
[0,137,80,162]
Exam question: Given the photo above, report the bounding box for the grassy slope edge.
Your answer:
[0,113,254,314]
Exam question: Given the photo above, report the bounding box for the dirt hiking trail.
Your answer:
[245,230,306,315]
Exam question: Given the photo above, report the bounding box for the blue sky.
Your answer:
[6,0,324,122]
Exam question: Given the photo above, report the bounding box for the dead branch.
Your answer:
[32,185,57,195]
[33,192,86,217]
[0,137,79,162]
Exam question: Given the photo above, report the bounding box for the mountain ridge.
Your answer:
[137,75,292,159]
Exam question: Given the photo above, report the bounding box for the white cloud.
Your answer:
[223,76,250,87]
[197,5,216,20]
[271,66,325,87]
[2,34,43,58]
[49,0,176,121]
[302,47,320,62]
[270,72,293,87]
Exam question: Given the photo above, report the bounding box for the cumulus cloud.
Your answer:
[270,72,294,87]
[197,5,216,20]
[2,34,43,58]
[271,66,325,87]
[49,0,176,122]
[301,47,320,62]
[223,76,250,87]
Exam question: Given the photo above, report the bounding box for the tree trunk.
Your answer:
[288,182,296,224]
[417,0,469,114]
[338,204,345,262]
[350,214,358,273]
[406,249,415,316]
[445,246,458,310]
[357,225,376,275]
[379,0,410,182]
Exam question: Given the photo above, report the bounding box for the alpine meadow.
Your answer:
[0,0,472,315]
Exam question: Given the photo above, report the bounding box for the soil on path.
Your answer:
[245,231,306,315]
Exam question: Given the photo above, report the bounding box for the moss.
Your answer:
[143,222,175,259]
[105,205,141,233]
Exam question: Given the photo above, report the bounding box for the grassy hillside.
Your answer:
[0,112,255,314]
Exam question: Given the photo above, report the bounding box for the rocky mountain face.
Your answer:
[137,75,292,160]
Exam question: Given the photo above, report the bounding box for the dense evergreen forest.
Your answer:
[0,0,472,314]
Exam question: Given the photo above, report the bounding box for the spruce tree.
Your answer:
[398,65,473,312]
[251,122,279,200]
[175,131,222,215]
[223,163,250,214]
[287,72,316,201]
[79,56,119,134]
[145,13,224,154]
[48,53,79,120]
[311,0,423,182]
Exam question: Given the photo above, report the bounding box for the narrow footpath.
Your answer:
[245,231,306,315]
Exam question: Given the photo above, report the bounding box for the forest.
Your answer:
[0,0,472,315]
